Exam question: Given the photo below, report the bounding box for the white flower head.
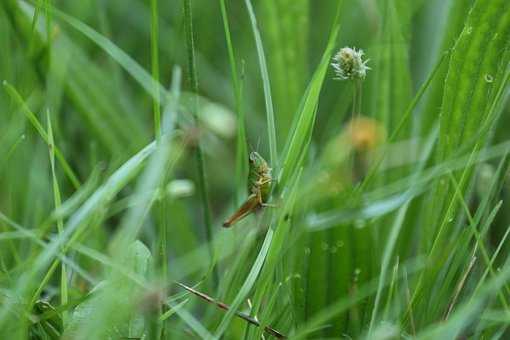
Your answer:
[331,47,370,81]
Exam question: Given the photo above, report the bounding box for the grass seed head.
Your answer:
[331,47,370,80]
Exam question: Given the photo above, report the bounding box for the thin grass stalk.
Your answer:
[150,1,167,336]
[44,0,51,62]
[29,0,42,55]
[351,78,363,181]
[176,281,286,338]
[356,79,362,116]
[182,0,218,288]
[219,0,247,205]
[46,111,68,324]
[150,0,161,141]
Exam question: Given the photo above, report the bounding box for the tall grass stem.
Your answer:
[183,0,218,288]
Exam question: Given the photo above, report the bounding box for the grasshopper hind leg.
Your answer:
[222,194,259,228]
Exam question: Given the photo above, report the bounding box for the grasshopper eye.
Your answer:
[249,152,257,162]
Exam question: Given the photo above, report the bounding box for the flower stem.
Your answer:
[351,81,358,118]
[356,79,363,116]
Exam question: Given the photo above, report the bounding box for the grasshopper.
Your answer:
[223,152,273,227]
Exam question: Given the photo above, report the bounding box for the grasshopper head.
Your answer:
[249,152,270,173]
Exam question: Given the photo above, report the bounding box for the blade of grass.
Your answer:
[368,201,410,335]
[46,111,68,324]
[49,167,101,222]
[159,298,189,322]
[420,0,474,133]
[170,299,213,339]
[444,252,477,320]
[279,2,342,187]
[244,0,278,168]
[28,0,42,54]
[44,0,51,59]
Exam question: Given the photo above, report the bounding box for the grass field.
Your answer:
[1,0,510,339]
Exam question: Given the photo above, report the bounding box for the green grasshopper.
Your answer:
[223,152,273,228]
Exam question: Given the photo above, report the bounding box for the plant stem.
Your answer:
[46,112,68,325]
[351,80,362,181]
[150,0,161,141]
[150,2,167,336]
[356,79,362,116]
[183,0,218,288]
[176,281,286,338]
[219,0,247,206]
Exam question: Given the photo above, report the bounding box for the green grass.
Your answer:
[1,0,510,339]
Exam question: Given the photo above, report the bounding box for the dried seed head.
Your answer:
[331,47,370,80]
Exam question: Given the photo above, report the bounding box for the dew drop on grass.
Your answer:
[466,26,473,34]
[336,240,344,247]
[484,74,494,83]
[304,247,311,255]
[321,242,329,251]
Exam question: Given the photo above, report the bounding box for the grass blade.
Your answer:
[244,0,278,168]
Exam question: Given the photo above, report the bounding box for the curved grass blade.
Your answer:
[244,0,278,169]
